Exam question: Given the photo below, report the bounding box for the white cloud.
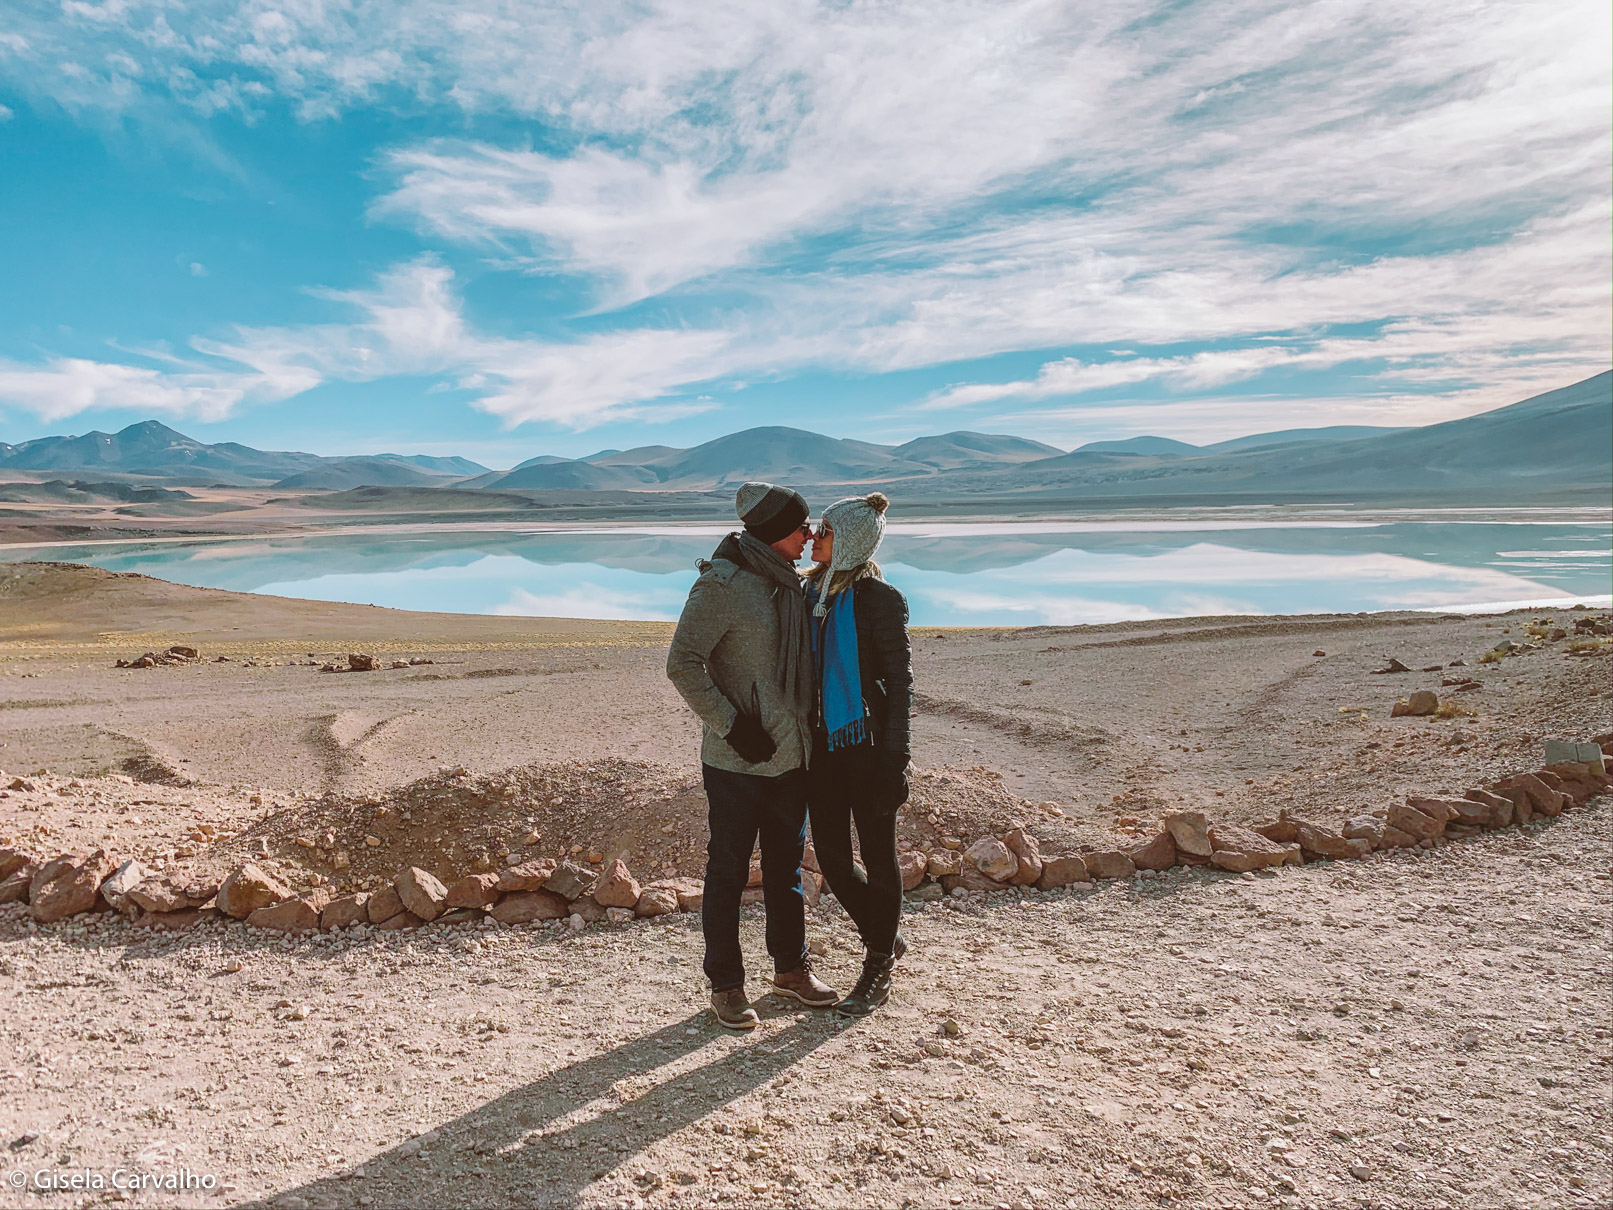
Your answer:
[0,355,311,423]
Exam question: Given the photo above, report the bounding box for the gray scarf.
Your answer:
[721,530,814,720]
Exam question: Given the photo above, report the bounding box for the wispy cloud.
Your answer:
[0,0,1606,436]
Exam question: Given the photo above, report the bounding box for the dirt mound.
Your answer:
[215,760,1045,892]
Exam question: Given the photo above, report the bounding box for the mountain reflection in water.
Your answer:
[5,515,1608,626]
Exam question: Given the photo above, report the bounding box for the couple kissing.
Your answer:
[666,481,913,1028]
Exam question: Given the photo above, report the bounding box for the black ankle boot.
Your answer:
[893,932,907,962]
[837,951,894,1017]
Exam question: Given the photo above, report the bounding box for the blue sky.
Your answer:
[0,0,1608,467]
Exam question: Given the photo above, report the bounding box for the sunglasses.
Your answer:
[799,522,832,538]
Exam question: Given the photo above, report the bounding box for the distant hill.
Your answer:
[1203,425,1407,453]
[892,431,1065,470]
[271,456,470,491]
[0,420,327,484]
[1074,435,1200,456]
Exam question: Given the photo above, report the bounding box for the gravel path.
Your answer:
[2,803,1608,1210]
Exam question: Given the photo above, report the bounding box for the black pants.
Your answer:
[808,742,904,955]
[700,763,809,992]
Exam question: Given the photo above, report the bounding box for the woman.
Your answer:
[804,491,914,1016]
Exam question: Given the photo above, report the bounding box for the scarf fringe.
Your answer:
[825,715,867,752]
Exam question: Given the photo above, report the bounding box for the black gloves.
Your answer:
[725,714,777,764]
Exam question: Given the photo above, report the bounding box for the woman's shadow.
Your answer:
[249,1006,851,1208]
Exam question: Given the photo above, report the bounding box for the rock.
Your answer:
[248,890,330,933]
[605,906,635,924]
[941,865,1010,894]
[446,873,502,908]
[366,884,406,923]
[1341,814,1386,845]
[1035,855,1090,890]
[1391,689,1439,717]
[396,867,449,921]
[347,653,378,671]
[746,859,764,888]
[1291,819,1370,860]
[320,893,370,930]
[1084,850,1136,880]
[375,910,425,930]
[1206,825,1298,873]
[136,906,214,931]
[489,890,569,923]
[594,859,643,908]
[1126,830,1177,871]
[801,871,822,906]
[497,860,554,893]
[0,848,30,880]
[671,880,704,912]
[1164,811,1213,857]
[0,865,35,904]
[1370,658,1412,674]
[635,882,681,917]
[29,851,115,922]
[963,837,1018,882]
[1378,825,1418,848]
[1386,802,1444,841]
[546,861,598,901]
[740,886,766,906]
[1409,796,1489,828]
[1463,788,1515,828]
[126,878,217,913]
[926,850,963,878]
[800,841,820,873]
[216,863,293,919]
[167,645,198,659]
[898,850,928,891]
[1254,819,1299,844]
[1000,827,1043,885]
[1498,773,1566,817]
[569,896,607,923]
[99,858,147,915]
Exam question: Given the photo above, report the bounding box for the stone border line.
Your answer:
[3,747,1608,934]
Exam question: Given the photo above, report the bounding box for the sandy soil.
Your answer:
[0,562,1609,1209]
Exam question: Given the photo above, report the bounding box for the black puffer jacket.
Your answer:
[820,576,913,764]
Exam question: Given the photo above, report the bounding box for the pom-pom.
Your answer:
[866,491,889,515]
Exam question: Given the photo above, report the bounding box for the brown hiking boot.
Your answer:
[710,988,760,1030]
[769,959,839,1007]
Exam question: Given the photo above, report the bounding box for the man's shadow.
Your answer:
[250,1007,850,1209]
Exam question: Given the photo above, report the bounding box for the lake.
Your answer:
[4,510,1609,626]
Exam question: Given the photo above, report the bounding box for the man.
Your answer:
[666,481,839,1028]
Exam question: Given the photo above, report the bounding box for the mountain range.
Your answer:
[0,372,1606,502]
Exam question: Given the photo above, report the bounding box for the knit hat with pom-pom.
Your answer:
[821,491,889,575]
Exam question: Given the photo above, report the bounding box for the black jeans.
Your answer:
[808,742,905,956]
[700,763,809,992]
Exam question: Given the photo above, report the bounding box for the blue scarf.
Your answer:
[808,582,867,751]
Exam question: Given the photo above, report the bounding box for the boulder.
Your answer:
[1291,819,1370,860]
[249,889,330,933]
[926,850,963,878]
[321,893,370,930]
[941,865,1011,894]
[593,859,643,909]
[1404,797,1457,823]
[375,910,425,930]
[446,873,502,908]
[801,871,821,907]
[497,860,554,893]
[489,890,569,924]
[0,864,37,905]
[1164,811,1213,857]
[396,867,449,921]
[898,850,928,891]
[1206,825,1297,873]
[0,848,31,880]
[1035,855,1090,890]
[1498,773,1565,817]
[569,896,607,923]
[1084,850,1136,880]
[366,884,406,923]
[1386,802,1444,840]
[99,859,148,915]
[740,887,766,907]
[1378,824,1418,848]
[216,863,292,919]
[347,652,378,671]
[1126,830,1177,872]
[963,837,1018,883]
[1409,796,1488,828]
[1341,814,1386,845]
[545,861,597,901]
[635,882,681,917]
[127,878,217,914]
[747,860,764,888]
[670,880,704,913]
[801,841,820,874]
[1254,819,1299,844]
[1391,690,1439,717]
[1000,827,1043,886]
[29,851,115,923]
[1463,788,1515,828]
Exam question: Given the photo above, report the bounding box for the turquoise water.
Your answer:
[5,512,1609,626]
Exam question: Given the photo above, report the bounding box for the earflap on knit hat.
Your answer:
[735,481,809,543]
[823,491,889,574]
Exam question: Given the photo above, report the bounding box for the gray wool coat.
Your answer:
[665,553,814,777]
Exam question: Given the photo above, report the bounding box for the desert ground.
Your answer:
[0,560,1609,1210]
